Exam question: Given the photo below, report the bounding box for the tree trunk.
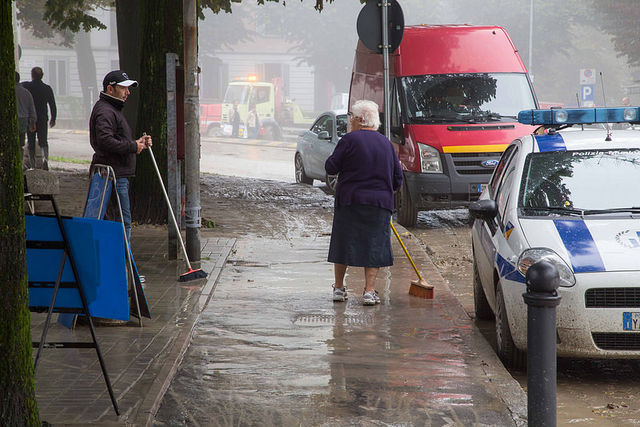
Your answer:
[131,0,183,224]
[0,2,40,425]
[116,0,142,133]
[74,30,98,122]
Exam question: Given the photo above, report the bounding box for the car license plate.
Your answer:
[623,312,640,330]
[472,183,488,193]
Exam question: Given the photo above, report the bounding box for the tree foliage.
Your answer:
[592,0,640,67]
[201,0,334,14]
[0,1,40,425]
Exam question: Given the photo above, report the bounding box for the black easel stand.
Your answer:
[26,193,119,416]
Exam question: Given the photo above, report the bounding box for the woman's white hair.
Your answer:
[352,100,381,130]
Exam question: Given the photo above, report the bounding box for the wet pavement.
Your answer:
[31,227,235,426]
[42,168,525,425]
[154,224,527,426]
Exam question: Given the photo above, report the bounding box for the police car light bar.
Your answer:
[518,107,640,126]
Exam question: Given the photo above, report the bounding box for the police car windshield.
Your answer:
[401,73,536,124]
[520,149,640,214]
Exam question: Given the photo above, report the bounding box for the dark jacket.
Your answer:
[22,80,56,123]
[89,92,138,178]
[325,129,403,212]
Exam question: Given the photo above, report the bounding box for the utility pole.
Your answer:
[183,0,201,264]
[381,0,390,139]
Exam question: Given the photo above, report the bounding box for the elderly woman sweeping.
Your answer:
[325,100,404,305]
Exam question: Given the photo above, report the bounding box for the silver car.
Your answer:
[294,110,348,193]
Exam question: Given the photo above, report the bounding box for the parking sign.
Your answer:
[580,84,594,107]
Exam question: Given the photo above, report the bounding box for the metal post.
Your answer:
[183,0,201,264]
[523,260,561,427]
[166,52,179,260]
[381,0,391,139]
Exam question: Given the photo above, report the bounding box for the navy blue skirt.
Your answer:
[327,204,393,267]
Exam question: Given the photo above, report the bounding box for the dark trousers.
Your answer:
[27,119,49,168]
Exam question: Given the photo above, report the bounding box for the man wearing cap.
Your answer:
[89,70,152,241]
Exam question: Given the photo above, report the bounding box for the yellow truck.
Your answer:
[221,75,314,139]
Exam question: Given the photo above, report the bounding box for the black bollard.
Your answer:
[523,260,561,427]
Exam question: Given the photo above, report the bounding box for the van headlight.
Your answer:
[517,248,576,288]
[417,143,442,173]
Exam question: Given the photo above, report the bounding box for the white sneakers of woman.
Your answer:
[362,290,380,306]
[333,285,348,302]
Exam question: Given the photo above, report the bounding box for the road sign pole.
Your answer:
[381,1,391,139]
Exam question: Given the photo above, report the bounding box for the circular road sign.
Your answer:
[357,0,404,54]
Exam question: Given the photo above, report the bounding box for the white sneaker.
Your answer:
[333,285,348,302]
[363,290,380,306]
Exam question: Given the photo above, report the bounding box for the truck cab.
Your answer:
[221,78,280,139]
[349,25,538,226]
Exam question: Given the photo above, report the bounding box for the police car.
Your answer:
[469,107,640,369]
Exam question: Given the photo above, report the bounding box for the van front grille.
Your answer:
[449,152,502,176]
[585,288,640,308]
[592,332,640,350]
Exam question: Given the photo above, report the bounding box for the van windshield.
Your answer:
[401,73,536,124]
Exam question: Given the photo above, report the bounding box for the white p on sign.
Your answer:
[580,68,596,85]
[581,84,594,103]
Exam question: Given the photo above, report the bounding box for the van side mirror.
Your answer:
[317,131,331,140]
[469,199,498,221]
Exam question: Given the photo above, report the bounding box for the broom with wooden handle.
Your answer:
[390,221,434,299]
[146,138,207,282]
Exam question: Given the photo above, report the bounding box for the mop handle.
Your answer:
[390,221,424,281]
[147,144,193,270]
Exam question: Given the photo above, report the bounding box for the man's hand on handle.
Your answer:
[136,134,152,154]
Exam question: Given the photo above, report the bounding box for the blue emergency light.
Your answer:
[518,107,640,126]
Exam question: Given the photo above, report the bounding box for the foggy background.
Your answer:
[16,0,638,127]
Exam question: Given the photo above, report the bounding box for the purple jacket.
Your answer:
[325,129,403,211]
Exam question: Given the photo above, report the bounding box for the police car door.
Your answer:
[475,144,519,304]
[492,144,523,296]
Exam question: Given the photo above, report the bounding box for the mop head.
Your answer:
[408,278,434,299]
[179,268,208,282]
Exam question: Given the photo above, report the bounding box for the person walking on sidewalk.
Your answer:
[89,70,152,242]
[325,100,404,306]
[15,71,36,168]
[22,66,57,170]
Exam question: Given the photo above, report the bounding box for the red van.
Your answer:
[349,25,538,226]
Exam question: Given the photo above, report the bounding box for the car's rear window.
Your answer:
[520,148,640,211]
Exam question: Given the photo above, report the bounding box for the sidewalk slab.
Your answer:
[154,224,527,425]
[31,227,235,425]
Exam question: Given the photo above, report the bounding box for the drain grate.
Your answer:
[292,313,374,326]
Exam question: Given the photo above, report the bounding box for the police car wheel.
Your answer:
[473,260,494,321]
[495,284,526,370]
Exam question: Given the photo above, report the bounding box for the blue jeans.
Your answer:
[116,177,131,242]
